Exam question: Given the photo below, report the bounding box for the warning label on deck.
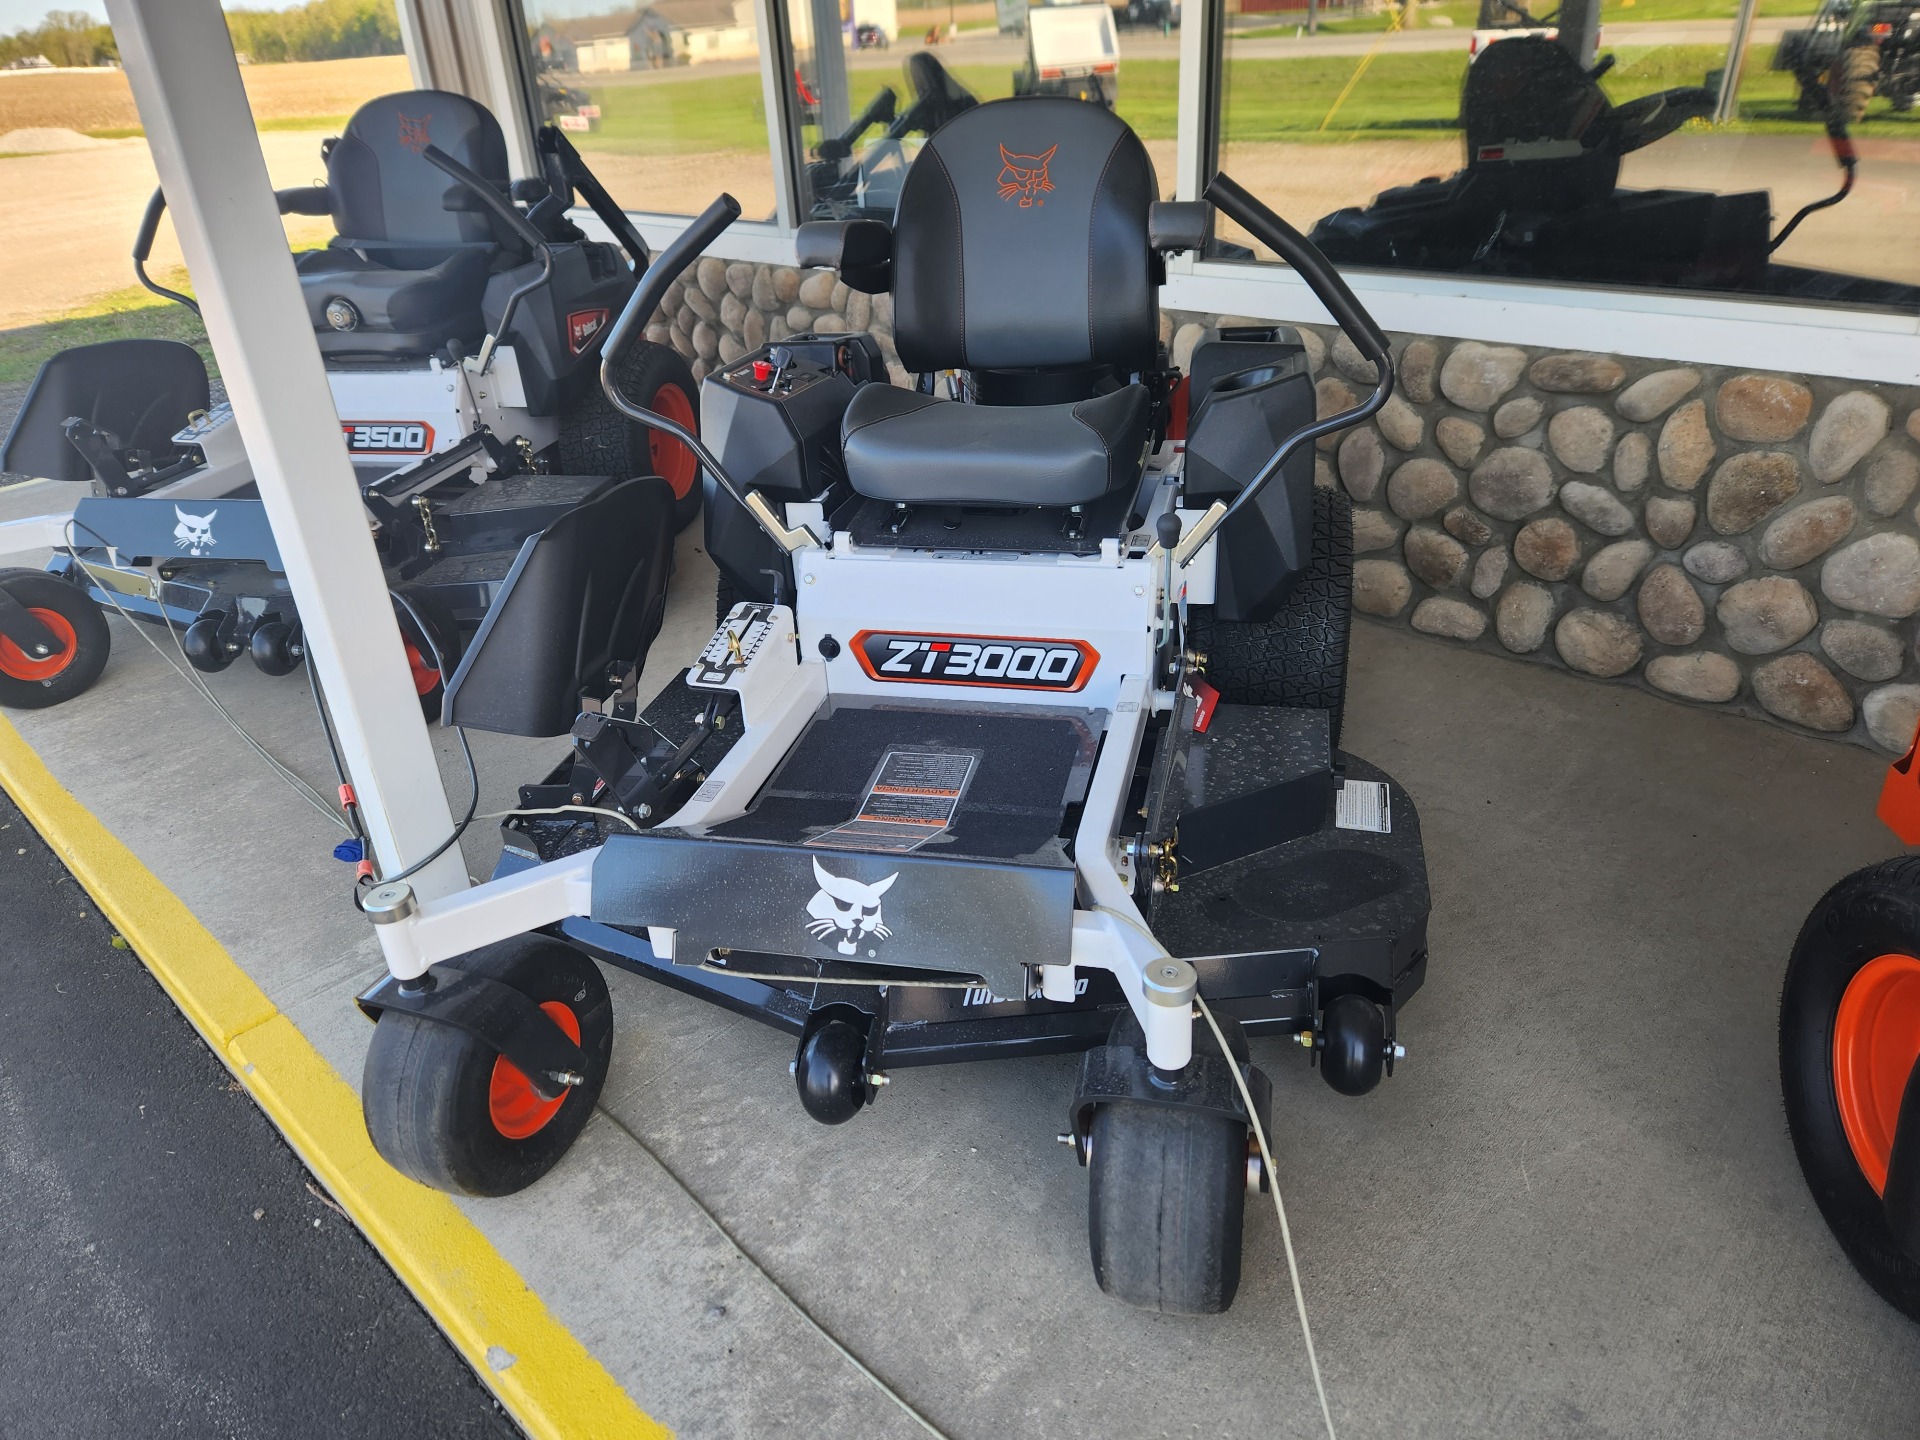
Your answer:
[1335,779,1391,834]
[808,749,980,853]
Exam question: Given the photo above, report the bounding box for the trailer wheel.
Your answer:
[0,569,109,709]
[1830,45,1879,125]
[1186,485,1353,747]
[1088,1100,1246,1314]
[361,937,613,1197]
[1781,859,1920,1320]
[559,341,702,532]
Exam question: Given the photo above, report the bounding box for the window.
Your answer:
[785,0,1182,220]
[1209,0,1920,310]
[514,0,780,219]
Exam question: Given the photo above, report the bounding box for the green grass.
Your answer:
[79,113,348,141]
[0,285,211,387]
[1240,0,1819,32]
[565,40,1913,156]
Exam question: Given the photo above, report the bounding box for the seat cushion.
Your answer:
[297,245,491,356]
[840,383,1150,507]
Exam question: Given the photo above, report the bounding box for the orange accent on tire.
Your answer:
[647,383,699,499]
[1833,952,1920,1194]
[488,1001,583,1140]
[403,642,439,697]
[0,608,78,682]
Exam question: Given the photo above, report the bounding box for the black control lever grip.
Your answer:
[421,144,549,255]
[1203,171,1391,374]
[602,192,741,374]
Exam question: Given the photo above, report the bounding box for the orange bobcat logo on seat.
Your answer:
[997,144,1057,208]
[397,111,432,154]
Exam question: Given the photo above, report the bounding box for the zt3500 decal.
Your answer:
[342,422,434,455]
[851,630,1097,691]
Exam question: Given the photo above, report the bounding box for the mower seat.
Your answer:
[295,90,514,357]
[818,95,1162,508]
[841,382,1149,506]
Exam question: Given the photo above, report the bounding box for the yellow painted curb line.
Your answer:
[0,715,669,1440]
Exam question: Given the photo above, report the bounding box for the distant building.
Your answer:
[531,0,758,71]
[4,54,56,69]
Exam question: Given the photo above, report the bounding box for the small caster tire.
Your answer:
[1088,1100,1246,1314]
[362,937,612,1198]
[249,619,303,677]
[795,1017,869,1124]
[1320,992,1386,1097]
[1782,859,1920,1320]
[181,609,237,673]
[0,569,110,709]
[391,588,463,723]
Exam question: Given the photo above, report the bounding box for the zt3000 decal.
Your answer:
[851,630,1097,691]
[342,422,434,455]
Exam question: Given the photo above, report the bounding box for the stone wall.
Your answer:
[652,255,1920,752]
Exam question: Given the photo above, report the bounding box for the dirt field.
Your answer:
[0,54,412,135]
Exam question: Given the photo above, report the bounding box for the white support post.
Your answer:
[1173,0,1218,205]
[106,0,468,912]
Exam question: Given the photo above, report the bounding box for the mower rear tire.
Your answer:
[1830,45,1879,125]
[559,341,702,532]
[361,937,613,1197]
[0,569,109,709]
[1088,1100,1246,1314]
[1186,485,1353,747]
[392,587,462,723]
[1781,858,1920,1320]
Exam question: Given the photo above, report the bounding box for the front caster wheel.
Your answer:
[1782,859,1920,1320]
[1088,1101,1247,1314]
[0,569,109,708]
[361,937,612,1197]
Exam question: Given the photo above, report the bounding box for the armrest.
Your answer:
[795,218,893,295]
[1149,201,1210,255]
[275,185,332,217]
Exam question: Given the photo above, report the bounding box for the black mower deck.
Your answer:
[502,687,1430,1069]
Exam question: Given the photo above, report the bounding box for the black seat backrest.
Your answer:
[891,96,1158,376]
[327,90,511,266]
[0,339,209,484]
[444,477,677,738]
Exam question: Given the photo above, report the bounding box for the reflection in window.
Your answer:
[787,0,1180,219]
[1213,0,1920,308]
[517,0,779,219]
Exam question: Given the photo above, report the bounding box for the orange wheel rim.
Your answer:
[647,383,699,499]
[403,641,439,697]
[1833,952,1920,1195]
[488,1000,582,1140]
[0,607,77,682]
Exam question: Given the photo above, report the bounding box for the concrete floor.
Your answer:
[2,473,1919,1438]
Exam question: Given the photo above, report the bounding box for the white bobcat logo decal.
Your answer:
[173,506,217,557]
[804,858,897,956]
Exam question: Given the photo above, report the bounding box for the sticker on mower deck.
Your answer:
[342,422,434,456]
[851,630,1097,692]
[1335,779,1392,835]
[808,748,980,854]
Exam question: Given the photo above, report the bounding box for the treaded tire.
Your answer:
[1186,485,1352,747]
[1088,1100,1247,1314]
[558,341,702,531]
[362,937,613,1198]
[1830,45,1879,125]
[0,568,109,709]
[1781,859,1920,1321]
